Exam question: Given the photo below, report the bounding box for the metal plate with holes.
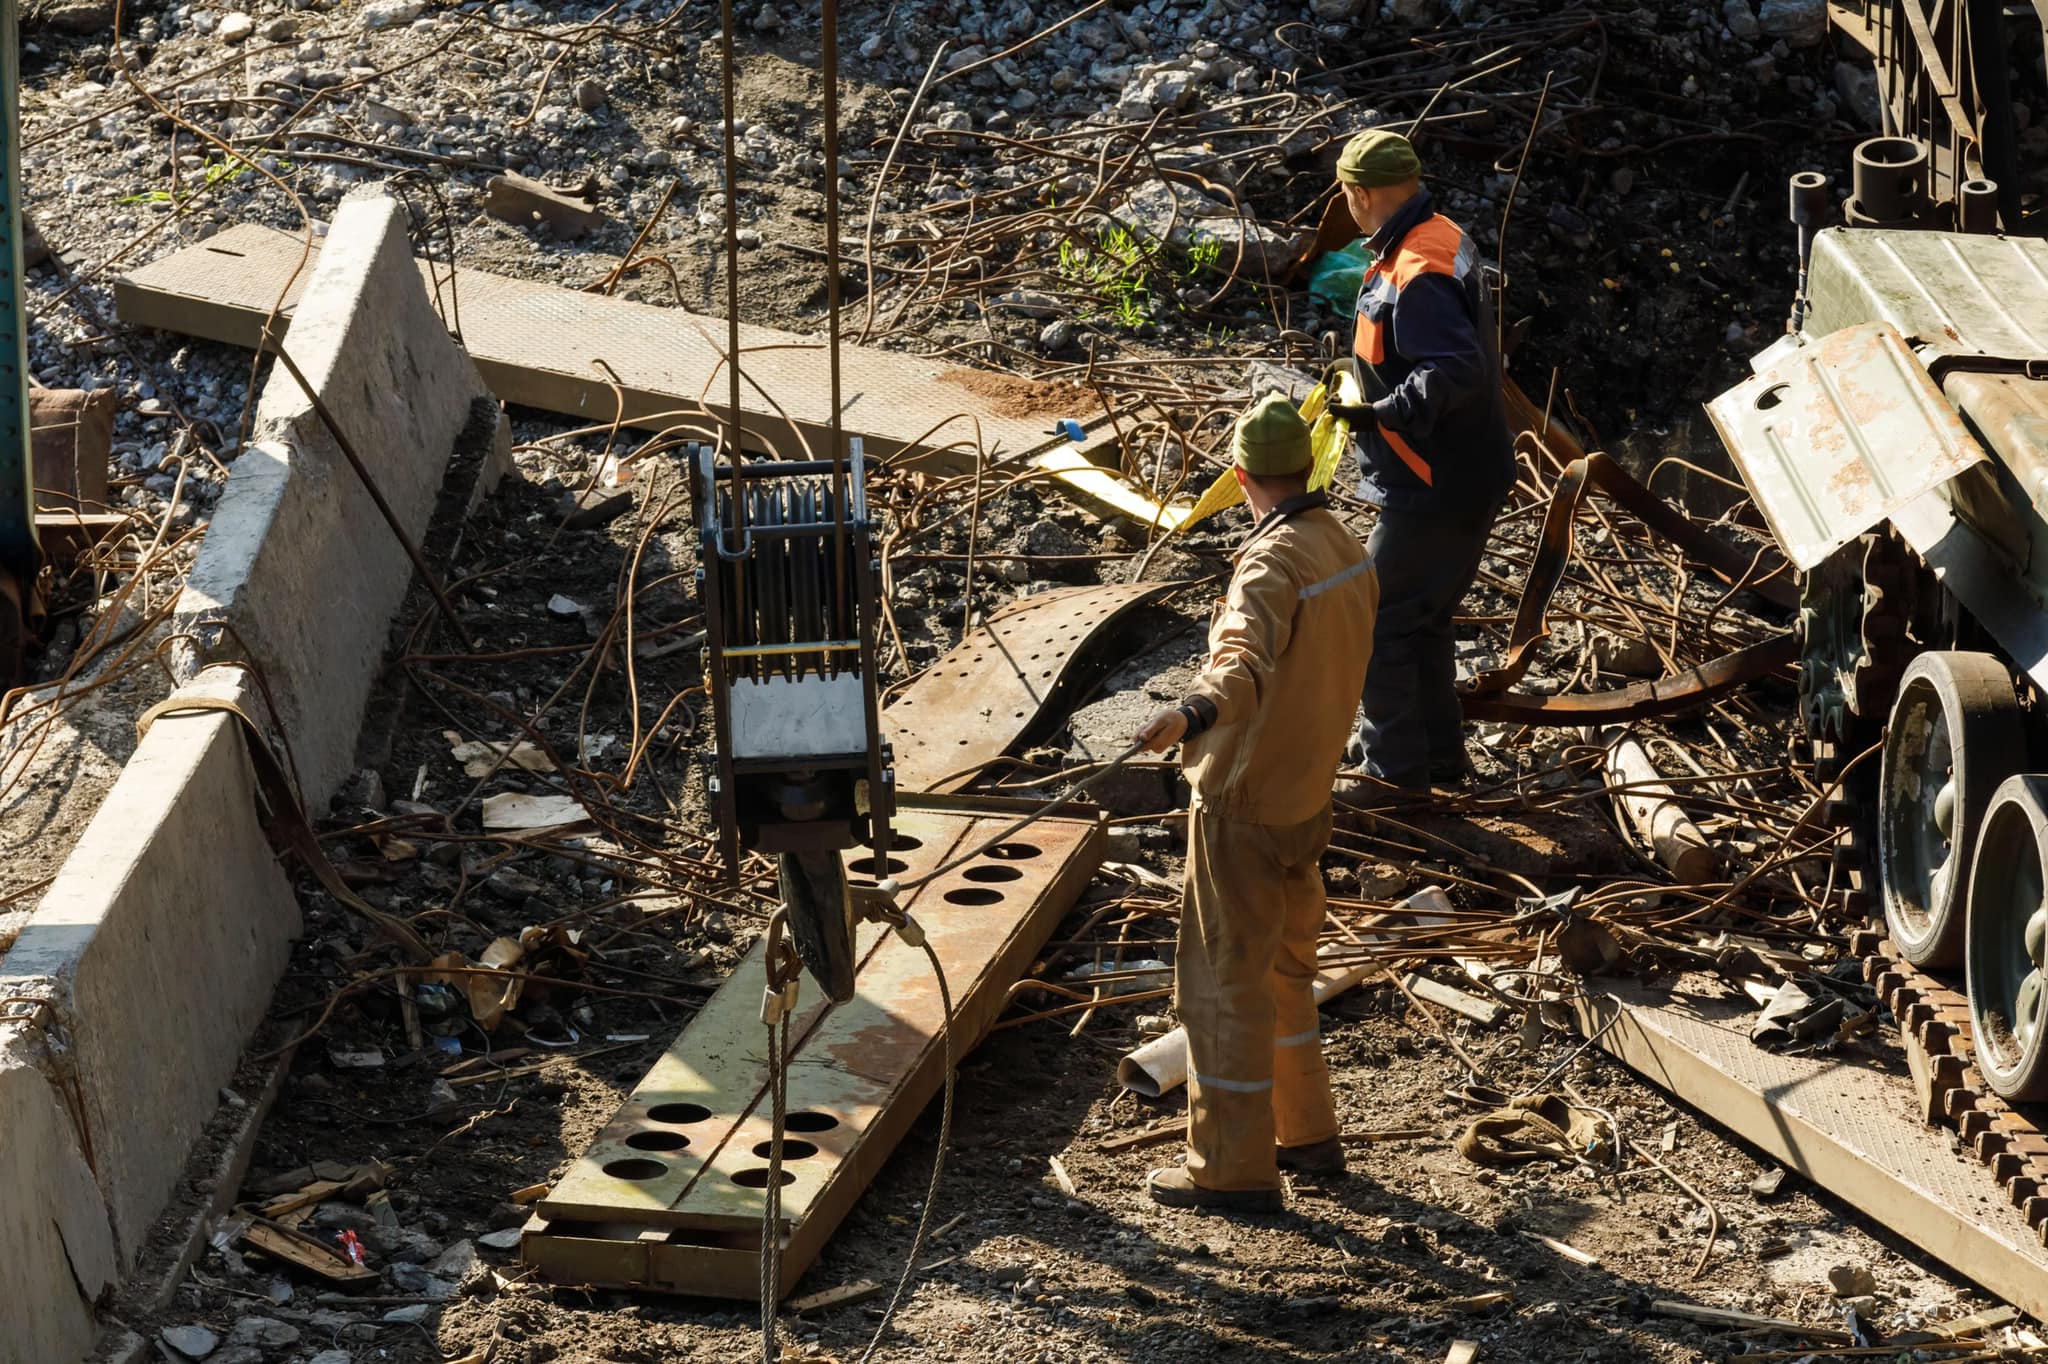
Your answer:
[522,795,1106,1299]
[1706,321,1987,571]
[115,225,1117,473]
[884,582,1170,793]
[1572,978,2048,1320]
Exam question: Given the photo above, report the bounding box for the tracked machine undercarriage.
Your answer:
[1710,5,2048,1114]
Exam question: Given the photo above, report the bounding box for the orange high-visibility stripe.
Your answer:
[1353,313,1386,364]
[1382,427,1433,486]
[1389,217,1463,288]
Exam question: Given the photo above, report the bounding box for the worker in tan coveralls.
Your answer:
[1135,393,1378,1212]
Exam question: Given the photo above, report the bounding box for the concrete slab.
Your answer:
[0,1041,119,1364]
[177,192,510,809]
[2,675,299,1262]
[1,192,516,1364]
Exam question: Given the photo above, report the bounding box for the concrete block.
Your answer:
[179,192,509,810]
[1,672,298,1263]
[0,1041,119,1364]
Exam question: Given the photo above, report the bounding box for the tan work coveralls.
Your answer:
[1175,493,1377,1191]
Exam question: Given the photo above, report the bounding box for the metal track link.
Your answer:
[1856,929,2048,1240]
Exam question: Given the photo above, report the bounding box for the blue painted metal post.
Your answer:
[0,0,40,676]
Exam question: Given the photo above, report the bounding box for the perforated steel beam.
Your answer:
[521,796,1106,1299]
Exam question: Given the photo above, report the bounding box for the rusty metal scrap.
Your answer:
[1461,451,1797,725]
[883,582,1168,793]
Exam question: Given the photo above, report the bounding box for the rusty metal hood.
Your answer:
[1705,321,1988,571]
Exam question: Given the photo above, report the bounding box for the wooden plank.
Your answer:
[115,226,1195,529]
[1443,1341,1479,1364]
[1402,972,1504,1026]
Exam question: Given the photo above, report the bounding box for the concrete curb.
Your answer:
[0,192,510,1364]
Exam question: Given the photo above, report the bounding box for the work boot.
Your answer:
[1276,1137,1347,1176]
[1427,758,1474,790]
[1146,1167,1283,1213]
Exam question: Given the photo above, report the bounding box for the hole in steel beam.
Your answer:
[784,1111,840,1132]
[963,864,1025,884]
[944,887,1005,906]
[885,835,924,851]
[603,1157,669,1181]
[627,1130,690,1152]
[1755,382,1789,411]
[985,842,1043,860]
[647,1102,714,1124]
[850,855,910,875]
[732,1167,797,1188]
[752,1138,820,1160]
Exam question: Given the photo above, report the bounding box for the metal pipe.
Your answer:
[1787,170,1829,334]
[716,0,748,671]
[1960,177,1999,234]
[0,0,42,679]
[1851,135,1927,223]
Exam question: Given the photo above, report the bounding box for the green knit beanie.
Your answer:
[1232,393,1312,477]
[1336,129,1422,187]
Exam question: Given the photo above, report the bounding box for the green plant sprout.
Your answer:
[1054,224,1223,331]
[120,155,287,206]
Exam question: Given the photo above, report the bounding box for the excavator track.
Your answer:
[1859,929,2048,1242]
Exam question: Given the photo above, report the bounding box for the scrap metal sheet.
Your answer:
[1706,321,1986,571]
[529,798,1104,1298]
[1574,979,2048,1320]
[1805,228,2048,356]
[884,582,1169,793]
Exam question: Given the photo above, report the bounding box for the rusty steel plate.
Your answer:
[524,796,1105,1299]
[1574,978,2048,1321]
[884,582,1169,793]
[1706,321,1987,572]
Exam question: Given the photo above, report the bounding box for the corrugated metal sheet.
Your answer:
[1807,228,2048,357]
[1705,321,1988,570]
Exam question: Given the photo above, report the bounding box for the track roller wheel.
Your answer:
[1879,651,2024,967]
[1967,775,2048,1101]
[779,849,858,1004]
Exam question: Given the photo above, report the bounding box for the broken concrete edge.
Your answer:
[0,682,298,1364]
[0,189,513,1364]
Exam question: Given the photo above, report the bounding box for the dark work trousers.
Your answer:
[1350,502,1499,783]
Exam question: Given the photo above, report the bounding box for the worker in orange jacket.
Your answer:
[1325,130,1515,792]
[1135,394,1379,1211]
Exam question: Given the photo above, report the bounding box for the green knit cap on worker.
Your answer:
[1233,393,1313,477]
[1336,129,1421,187]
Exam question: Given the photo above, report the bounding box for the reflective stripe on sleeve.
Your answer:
[1274,1028,1321,1048]
[1301,557,1372,601]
